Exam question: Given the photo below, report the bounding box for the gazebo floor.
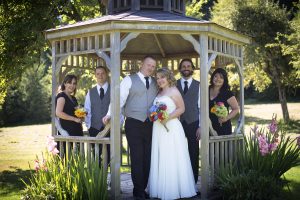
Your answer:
[108,173,202,199]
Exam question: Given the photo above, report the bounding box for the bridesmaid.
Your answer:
[209,68,239,135]
[56,74,83,136]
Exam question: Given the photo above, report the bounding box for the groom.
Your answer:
[103,55,157,199]
[177,58,201,184]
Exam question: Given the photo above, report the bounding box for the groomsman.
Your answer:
[103,56,157,200]
[84,66,110,161]
[177,58,201,184]
[85,66,110,135]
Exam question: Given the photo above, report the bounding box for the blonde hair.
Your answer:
[156,67,176,89]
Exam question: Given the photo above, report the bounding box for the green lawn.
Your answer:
[0,103,299,199]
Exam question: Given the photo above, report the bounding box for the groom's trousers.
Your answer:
[182,120,199,183]
[125,117,153,198]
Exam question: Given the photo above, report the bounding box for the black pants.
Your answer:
[89,126,110,165]
[125,118,153,197]
[182,120,199,183]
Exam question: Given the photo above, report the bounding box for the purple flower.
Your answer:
[258,135,269,156]
[268,142,278,152]
[268,116,278,134]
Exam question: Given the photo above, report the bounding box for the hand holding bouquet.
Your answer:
[211,102,228,125]
[74,106,87,119]
[149,102,169,132]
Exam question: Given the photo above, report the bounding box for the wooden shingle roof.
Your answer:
[46,10,210,32]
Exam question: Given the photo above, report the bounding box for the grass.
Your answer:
[0,102,299,199]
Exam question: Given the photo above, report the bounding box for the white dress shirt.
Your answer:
[107,71,153,116]
[180,77,201,127]
[84,82,109,129]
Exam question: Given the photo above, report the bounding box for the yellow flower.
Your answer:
[211,107,217,113]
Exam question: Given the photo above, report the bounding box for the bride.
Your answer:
[148,68,196,199]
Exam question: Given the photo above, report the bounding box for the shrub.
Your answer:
[217,169,282,200]
[216,115,300,200]
[21,136,108,200]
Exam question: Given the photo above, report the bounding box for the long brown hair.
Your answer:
[60,74,78,95]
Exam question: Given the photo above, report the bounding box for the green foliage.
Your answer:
[279,2,300,79]
[1,84,27,125]
[0,0,105,106]
[217,169,281,200]
[216,117,300,200]
[0,64,51,126]
[186,0,216,20]
[21,152,108,200]
[211,0,236,29]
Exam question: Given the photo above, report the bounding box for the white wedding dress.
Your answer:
[148,96,196,200]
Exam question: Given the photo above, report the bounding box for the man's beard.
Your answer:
[180,70,193,78]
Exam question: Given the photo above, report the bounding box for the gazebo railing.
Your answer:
[54,135,111,171]
[208,134,244,186]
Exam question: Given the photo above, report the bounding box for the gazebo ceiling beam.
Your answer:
[180,33,200,55]
[120,32,140,52]
[153,34,166,58]
[208,53,217,71]
[96,50,112,70]
[55,55,69,76]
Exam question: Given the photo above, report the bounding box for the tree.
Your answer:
[231,0,295,122]
[186,0,216,20]
[0,0,106,125]
[280,2,300,79]
[0,0,105,106]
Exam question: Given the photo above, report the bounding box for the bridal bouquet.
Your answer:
[211,102,228,125]
[149,102,169,132]
[74,106,87,118]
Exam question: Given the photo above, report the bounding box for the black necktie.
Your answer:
[100,87,104,99]
[183,81,189,94]
[145,77,149,90]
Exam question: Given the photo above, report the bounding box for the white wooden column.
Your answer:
[234,57,244,135]
[199,33,209,200]
[110,31,121,199]
[51,41,57,136]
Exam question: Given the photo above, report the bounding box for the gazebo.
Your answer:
[45,0,251,199]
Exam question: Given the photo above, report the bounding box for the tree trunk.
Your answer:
[275,79,290,123]
[264,57,290,123]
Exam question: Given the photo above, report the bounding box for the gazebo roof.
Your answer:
[47,10,207,32]
[45,10,250,45]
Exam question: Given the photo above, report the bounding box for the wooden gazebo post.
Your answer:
[199,33,210,198]
[110,31,121,199]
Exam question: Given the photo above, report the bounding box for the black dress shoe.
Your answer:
[196,191,201,196]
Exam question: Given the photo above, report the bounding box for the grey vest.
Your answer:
[177,79,200,124]
[90,85,110,130]
[124,74,158,122]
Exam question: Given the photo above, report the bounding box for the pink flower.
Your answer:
[51,148,59,155]
[41,158,48,171]
[268,142,278,152]
[46,135,59,155]
[268,116,278,134]
[258,135,269,156]
[217,102,224,106]
[34,159,40,171]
